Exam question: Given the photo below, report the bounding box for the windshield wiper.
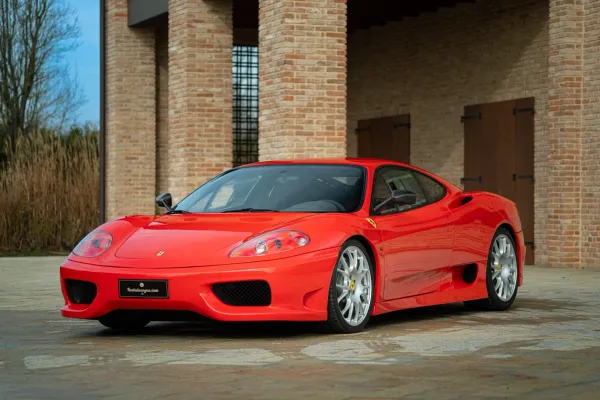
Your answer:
[165,209,191,214]
[222,208,280,213]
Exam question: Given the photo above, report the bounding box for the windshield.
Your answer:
[174,164,366,213]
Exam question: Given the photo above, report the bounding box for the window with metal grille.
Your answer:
[232,45,259,167]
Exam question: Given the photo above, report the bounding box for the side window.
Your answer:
[414,171,446,203]
[371,167,427,215]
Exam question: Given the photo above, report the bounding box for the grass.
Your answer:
[0,131,99,253]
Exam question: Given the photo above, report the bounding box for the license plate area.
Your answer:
[118,279,169,299]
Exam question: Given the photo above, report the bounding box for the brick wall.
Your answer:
[347,0,549,264]
[105,0,156,220]
[582,0,600,266]
[168,0,233,202]
[547,0,583,267]
[258,0,348,160]
[545,0,600,268]
[155,21,169,195]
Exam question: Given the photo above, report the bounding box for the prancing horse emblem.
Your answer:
[156,251,165,257]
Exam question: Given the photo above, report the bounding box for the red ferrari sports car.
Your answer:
[60,158,524,333]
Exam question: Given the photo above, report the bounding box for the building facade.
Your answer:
[101,0,600,268]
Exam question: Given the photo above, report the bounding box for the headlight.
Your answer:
[229,230,310,258]
[72,230,113,258]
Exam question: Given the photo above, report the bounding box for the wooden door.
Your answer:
[462,104,483,192]
[357,114,410,163]
[462,98,535,265]
[513,98,535,265]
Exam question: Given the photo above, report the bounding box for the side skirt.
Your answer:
[372,261,488,315]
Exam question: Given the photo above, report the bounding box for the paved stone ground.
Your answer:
[1,257,599,400]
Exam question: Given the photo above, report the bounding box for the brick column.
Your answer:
[582,0,600,266]
[105,0,156,220]
[258,0,348,160]
[168,0,233,202]
[548,0,600,268]
[155,22,169,195]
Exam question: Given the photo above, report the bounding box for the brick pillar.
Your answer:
[258,0,348,160]
[155,22,169,195]
[105,0,156,220]
[548,0,600,268]
[582,0,600,266]
[168,0,233,202]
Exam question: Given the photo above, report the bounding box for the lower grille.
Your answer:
[65,279,97,304]
[212,280,271,306]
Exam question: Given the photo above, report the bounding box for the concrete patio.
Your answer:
[1,257,599,399]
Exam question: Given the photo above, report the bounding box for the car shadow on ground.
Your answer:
[79,297,579,339]
[82,302,486,339]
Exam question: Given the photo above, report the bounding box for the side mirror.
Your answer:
[391,189,417,205]
[155,193,173,211]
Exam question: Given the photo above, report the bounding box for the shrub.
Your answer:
[0,130,99,253]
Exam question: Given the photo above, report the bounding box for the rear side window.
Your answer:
[371,167,428,215]
[413,171,446,203]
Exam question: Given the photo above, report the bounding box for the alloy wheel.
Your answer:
[335,245,373,326]
[490,234,518,302]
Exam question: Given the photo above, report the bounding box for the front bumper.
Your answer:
[60,248,339,322]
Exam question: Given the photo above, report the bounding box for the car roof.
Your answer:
[239,157,462,194]
[241,158,408,168]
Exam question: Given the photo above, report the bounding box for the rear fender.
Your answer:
[456,191,522,233]
[476,192,525,286]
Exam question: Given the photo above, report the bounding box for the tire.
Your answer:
[465,227,519,311]
[98,312,150,331]
[326,239,376,334]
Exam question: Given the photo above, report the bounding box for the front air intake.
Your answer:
[212,280,271,306]
[65,279,97,304]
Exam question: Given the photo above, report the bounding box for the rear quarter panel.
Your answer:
[488,192,526,285]
[449,191,522,267]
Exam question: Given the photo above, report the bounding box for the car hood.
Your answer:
[102,213,315,268]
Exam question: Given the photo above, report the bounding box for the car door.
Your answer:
[370,166,454,301]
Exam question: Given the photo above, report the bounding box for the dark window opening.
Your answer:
[232,45,259,167]
[370,166,433,216]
